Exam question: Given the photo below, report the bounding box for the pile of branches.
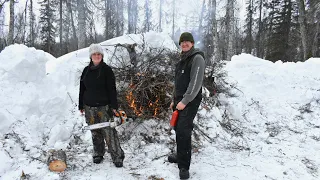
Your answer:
[108,40,235,120]
[202,57,238,110]
[111,44,180,119]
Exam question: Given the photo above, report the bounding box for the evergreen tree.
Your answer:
[306,0,320,57]
[265,0,293,62]
[244,0,254,54]
[39,0,56,54]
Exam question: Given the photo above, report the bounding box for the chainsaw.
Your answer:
[84,110,130,130]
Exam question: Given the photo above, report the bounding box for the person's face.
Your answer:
[180,41,194,52]
[91,53,103,65]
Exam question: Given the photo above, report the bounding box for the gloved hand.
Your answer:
[113,110,127,125]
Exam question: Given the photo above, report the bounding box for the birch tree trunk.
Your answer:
[116,0,120,36]
[128,0,132,33]
[198,0,205,36]
[246,0,253,54]
[133,0,137,33]
[159,0,163,32]
[256,0,263,58]
[104,0,109,39]
[8,0,14,45]
[172,0,175,39]
[77,0,86,48]
[212,0,219,62]
[67,0,77,50]
[144,0,150,32]
[313,19,319,56]
[119,0,124,35]
[29,0,35,46]
[22,0,27,44]
[226,0,234,61]
[297,0,307,60]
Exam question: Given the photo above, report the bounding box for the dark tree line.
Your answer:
[0,0,319,62]
[0,0,178,57]
[243,0,320,62]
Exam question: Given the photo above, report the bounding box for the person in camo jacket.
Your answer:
[169,32,205,179]
[78,43,124,167]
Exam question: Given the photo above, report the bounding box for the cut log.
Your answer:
[47,149,67,172]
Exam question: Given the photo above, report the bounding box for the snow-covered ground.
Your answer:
[0,32,319,180]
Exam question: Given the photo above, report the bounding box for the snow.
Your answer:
[0,32,320,180]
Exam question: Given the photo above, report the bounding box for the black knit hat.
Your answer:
[179,32,194,45]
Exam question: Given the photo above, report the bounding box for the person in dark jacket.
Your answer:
[79,44,124,167]
[169,32,205,179]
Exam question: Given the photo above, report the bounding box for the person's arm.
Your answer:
[79,67,87,110]
[106,66,119,110]
[180,54,205,105]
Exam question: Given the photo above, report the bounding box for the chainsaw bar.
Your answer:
[84,121,118,130]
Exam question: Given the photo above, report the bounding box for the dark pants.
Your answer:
[84,105,125,163]
[174,97,201,170]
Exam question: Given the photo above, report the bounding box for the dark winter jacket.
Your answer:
[174,47,205,105]
[79,61,118,110]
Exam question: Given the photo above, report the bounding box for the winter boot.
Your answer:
[179,168,190,179]
[93,156,104,164]
[113,158,123,168]
[168,153,177,163]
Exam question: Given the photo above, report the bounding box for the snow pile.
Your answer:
[0,44,53,131]
[201,54,320,180]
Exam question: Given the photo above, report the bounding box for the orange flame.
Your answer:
[126,90,161,117]
[154,97,160,116]
[126,90,143,116]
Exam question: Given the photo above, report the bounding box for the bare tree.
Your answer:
[8,0,15,45]
[128,0,138,34]
[159,0,163,32]
[59,0,62,55]
[310,0,320,57]
[115,0,120,36]
[297,0,307,60]
[198,0,205,36]
[172,0,175,38]
[66,0,77,50]
[143,0,152,32]
[256,0,263,58]
[244,0,253,54]
[226,0,235,61]
[87,15,96,44]
[77,0,86,48]
[29,0,35,46]
[212,0,218,62]
[21,0,28,44]
[119,0,124,35]
[313,19,319,56]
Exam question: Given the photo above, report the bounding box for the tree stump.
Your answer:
[47,149,67,172]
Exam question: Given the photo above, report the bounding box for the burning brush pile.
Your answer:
[111,45,180,119]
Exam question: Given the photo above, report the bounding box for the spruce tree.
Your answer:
[39,0,56,54]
